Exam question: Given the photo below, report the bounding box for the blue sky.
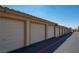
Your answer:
[2,5,79,29]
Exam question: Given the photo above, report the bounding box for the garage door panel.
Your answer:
[60,28,62,36]
[0,19,4,40]
[31,23,45,44]
[0,18,24,52]
[47,26,54,39]
[55,27,59,37]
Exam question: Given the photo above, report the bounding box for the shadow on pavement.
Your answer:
[9,32,73,53]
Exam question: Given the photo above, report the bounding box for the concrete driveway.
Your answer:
[54,32,79,53]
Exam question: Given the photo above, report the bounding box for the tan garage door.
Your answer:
[60,28,62,36]
[30,23,45,44]
[55,27,59,37]
[47,25,54,39]
[0,18,24,52]
[63,28,65,35]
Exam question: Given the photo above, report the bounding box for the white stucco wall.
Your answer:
[0,18,24,52]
